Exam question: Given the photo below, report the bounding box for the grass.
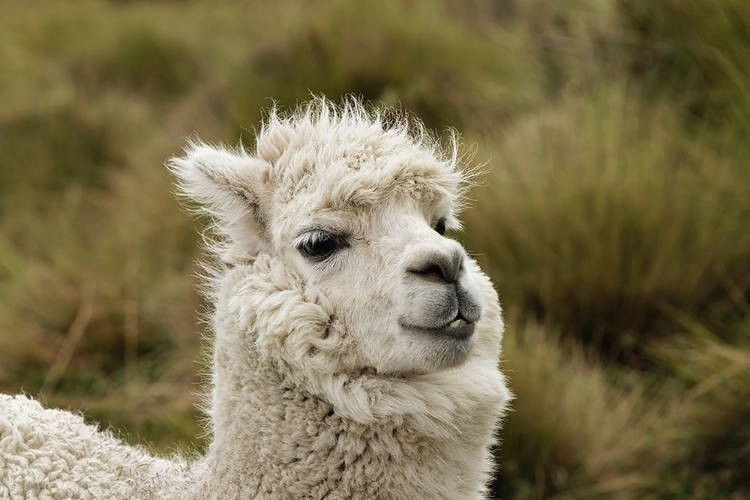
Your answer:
[619,0,750,136]
[226,0,540,132]
[0,0,748,497]
[650,316,750,498]
[463,85,750,362]
[494,317,665,499]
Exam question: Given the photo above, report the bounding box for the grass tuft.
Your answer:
[492,317,665,499]
[464,86,750,361]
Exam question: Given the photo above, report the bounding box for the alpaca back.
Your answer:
[0,394,189,500]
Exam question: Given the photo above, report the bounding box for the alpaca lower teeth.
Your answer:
[450,319,465,328]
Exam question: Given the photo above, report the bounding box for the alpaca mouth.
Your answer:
[400,316,476,340]
[435,317,475,339]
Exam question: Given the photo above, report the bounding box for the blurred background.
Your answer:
[1,1,748,498]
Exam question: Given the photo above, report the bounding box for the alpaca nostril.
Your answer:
[409,252,463,283]
[412,263,449,282]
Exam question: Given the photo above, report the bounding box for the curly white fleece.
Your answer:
[0,394,190,499]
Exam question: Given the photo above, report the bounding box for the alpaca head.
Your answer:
[170,98,499,378]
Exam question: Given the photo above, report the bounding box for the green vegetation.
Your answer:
[0,1,747,498]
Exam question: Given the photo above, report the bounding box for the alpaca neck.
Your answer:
[196,340,506,499]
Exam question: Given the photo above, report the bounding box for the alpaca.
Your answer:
[0,98,510,499]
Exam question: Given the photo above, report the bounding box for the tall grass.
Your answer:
[494,318,666,499]
[0,0,748,496]
[226,0,541,131]
[464,86,750,360]
[649,315,750,498]
[619,0,750,138]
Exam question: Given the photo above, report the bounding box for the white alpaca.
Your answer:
[0,98,510,499]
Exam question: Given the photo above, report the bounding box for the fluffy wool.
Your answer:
[0,97,511,499]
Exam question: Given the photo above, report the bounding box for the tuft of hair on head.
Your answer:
[255,95,455,166]
[167,95,479,264]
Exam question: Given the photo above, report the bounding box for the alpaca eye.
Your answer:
[299,233,343,260]
[433,217,447,236]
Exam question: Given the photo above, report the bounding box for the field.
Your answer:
[1,1,748,498]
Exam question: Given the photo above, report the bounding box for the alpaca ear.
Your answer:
[168,142,270,261]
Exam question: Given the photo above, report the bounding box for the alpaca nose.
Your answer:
[408,248,464,283]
